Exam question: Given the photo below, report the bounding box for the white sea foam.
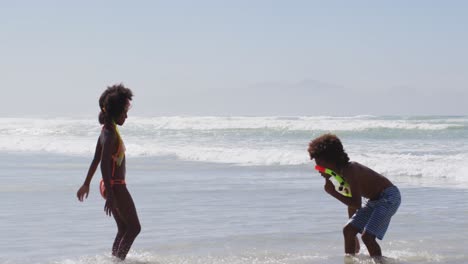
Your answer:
[0,116,465,136]
[1,116,467,187]
[49,252,328,264]
[42,249,465,264]
[129,116,465,131]
[352,152,468,187]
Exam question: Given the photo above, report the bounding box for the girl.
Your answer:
[77,84,140,260]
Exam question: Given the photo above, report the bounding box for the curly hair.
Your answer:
[308,133,350,168]
[98,84,133,125]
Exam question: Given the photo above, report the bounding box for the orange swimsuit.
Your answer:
[100,124,126,199]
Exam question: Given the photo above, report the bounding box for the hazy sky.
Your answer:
[1,1,467,117]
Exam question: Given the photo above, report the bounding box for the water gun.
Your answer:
[315,165,352,197]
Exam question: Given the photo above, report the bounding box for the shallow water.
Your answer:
[1,115,467,263]
[1,154,467,264]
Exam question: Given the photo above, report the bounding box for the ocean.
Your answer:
[0,115,467,264]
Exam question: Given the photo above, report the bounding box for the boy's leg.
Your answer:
[343,224,360,254]
[361,231,381,256]
[345,204,374,255]
[362,186,401,257]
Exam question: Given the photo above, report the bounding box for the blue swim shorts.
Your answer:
[348,185,401,240]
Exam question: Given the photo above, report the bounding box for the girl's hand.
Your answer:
[104,195,114,217]
[77,185,90,202]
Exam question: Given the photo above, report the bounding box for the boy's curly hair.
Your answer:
[308,133,350,168]
[98,84,133,124]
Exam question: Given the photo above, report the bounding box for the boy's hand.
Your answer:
[324,179,335,194]
[77,185,90,202]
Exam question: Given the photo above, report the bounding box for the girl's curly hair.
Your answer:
[308,133,350,168]
[98,84,133,125]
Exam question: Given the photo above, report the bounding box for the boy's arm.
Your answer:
[348,205,361,253]
[324,176,362,208]
[348,206,358,218]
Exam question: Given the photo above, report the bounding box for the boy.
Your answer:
[308,134,401,257]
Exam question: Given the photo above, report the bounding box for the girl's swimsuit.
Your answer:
[100,123,126,199]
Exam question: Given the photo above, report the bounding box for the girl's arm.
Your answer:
[100,129,116,216]
[77,138,102,201]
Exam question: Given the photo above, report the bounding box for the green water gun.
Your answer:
[315,165,352,197]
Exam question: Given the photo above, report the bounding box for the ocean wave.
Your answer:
[1,116,467,187]
[0,116,466,138]
[352,152,468,187]
[1,132,467,187]
[129,116,465,131]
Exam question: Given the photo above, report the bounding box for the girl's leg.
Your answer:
[114,186,141,260]
[111,207,127,256]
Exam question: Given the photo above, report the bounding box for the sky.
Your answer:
[1,0,467,117]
